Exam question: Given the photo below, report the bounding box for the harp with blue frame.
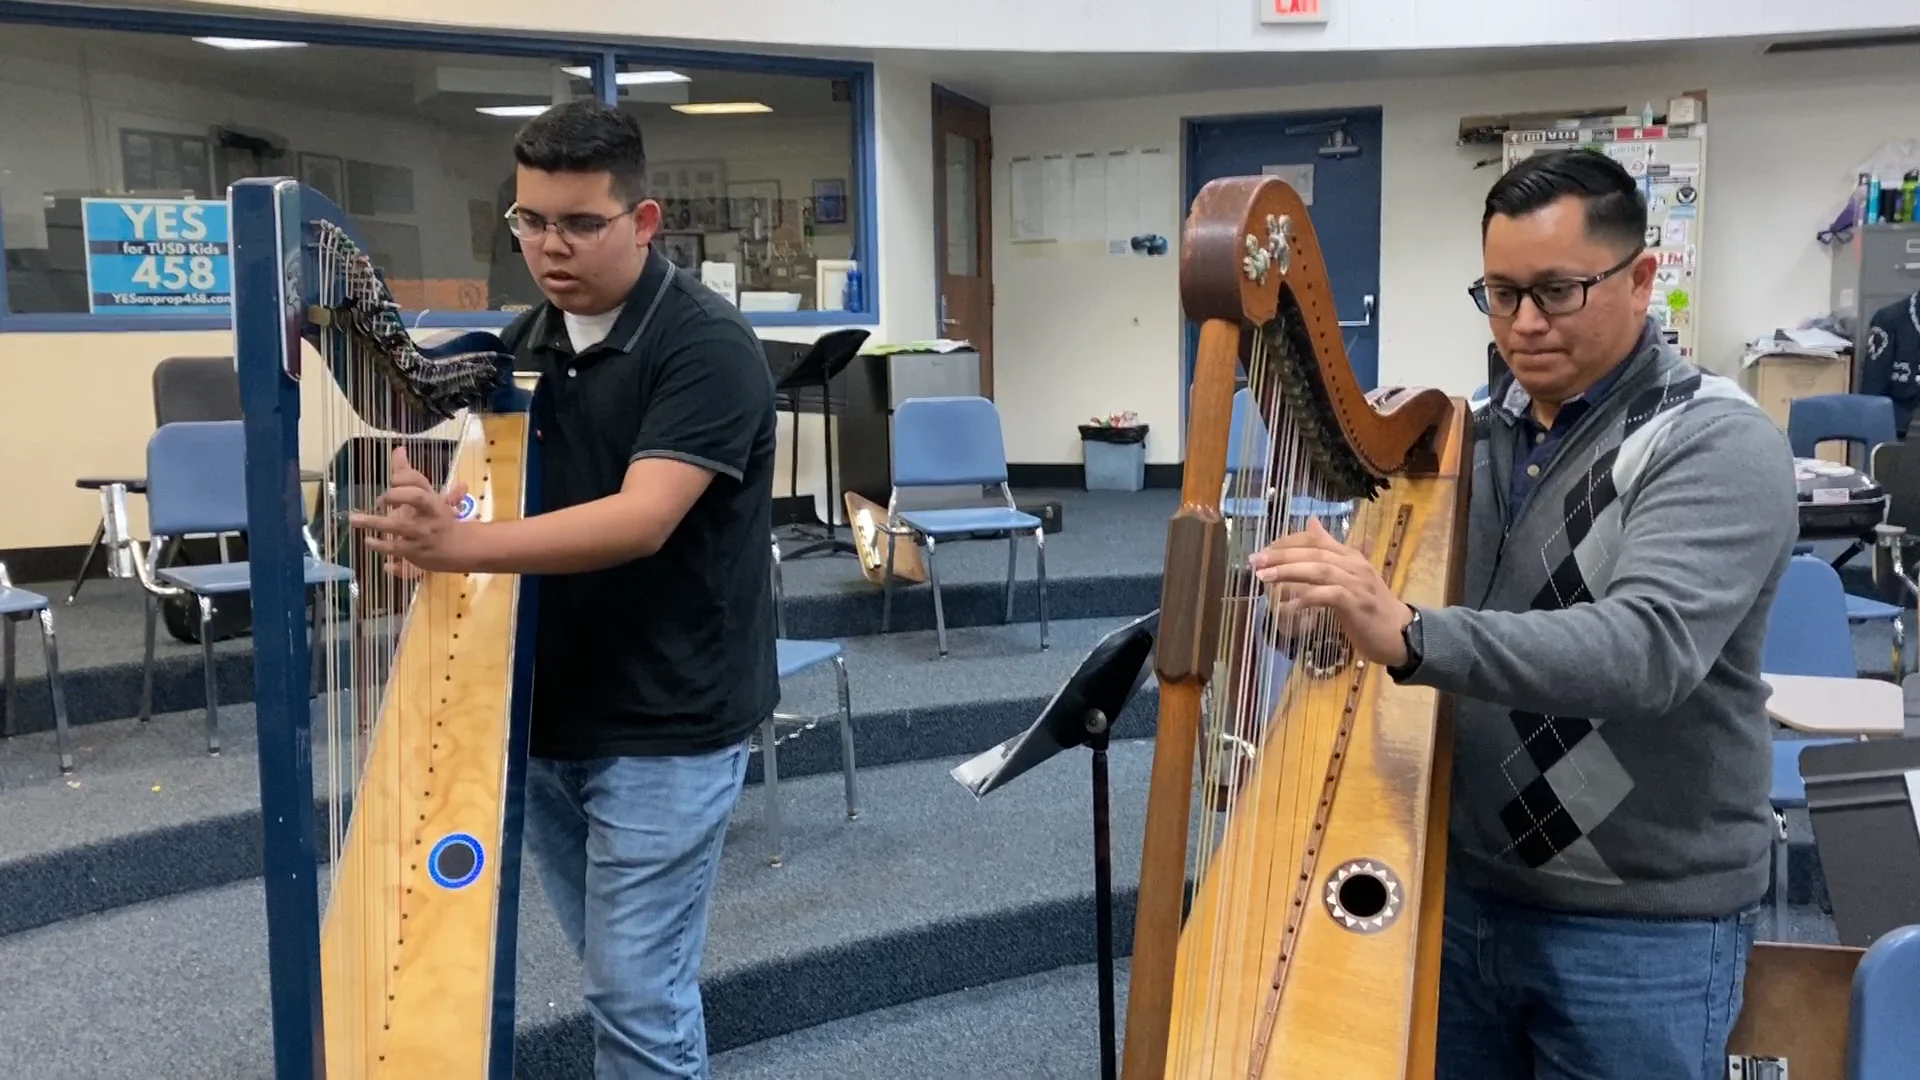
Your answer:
[230,177,540,1079]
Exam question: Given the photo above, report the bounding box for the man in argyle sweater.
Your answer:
[1253,150,1799,1080]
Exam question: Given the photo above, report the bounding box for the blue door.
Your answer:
[1182,108,1384,407]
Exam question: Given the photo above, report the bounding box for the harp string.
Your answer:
[1172,310,1365,1072]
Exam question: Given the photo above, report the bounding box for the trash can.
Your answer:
[1079,422,1149,491]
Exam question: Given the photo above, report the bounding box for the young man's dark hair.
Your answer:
[1481,149,1646,251]
[512,99,649,206]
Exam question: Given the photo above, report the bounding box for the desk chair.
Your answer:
[760,538,859,867]
[1847,923,1920,1079]
[1761,554,1865,932]
[1786,395,1905,666]
[108,422,352,755]
[0,564,73,774]
[69,356,240,603]
[879,396,1048,658]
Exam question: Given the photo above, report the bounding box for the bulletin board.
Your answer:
[1503,123,1709,363]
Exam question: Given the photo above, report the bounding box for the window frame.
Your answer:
[0,1,879,332]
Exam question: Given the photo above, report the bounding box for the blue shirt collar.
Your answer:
[1493,318,1657,427]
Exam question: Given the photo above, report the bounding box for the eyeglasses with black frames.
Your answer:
[503,202,639,246]
[1468,247,1645,319]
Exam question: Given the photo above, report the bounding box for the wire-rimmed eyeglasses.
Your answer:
[503,202,638,246]
[1468,248,1644,318]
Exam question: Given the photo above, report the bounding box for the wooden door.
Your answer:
[933,88,993,397]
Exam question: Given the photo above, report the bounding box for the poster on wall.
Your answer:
[81,196,232,317]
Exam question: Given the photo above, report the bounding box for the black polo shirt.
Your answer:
[502,248,779,759]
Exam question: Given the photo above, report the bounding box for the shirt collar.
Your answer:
[1493,318,1658,426]
[532,247,673,361]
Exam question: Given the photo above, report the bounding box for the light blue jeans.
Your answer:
[1437,879,1759,1080]
[523,741,750,1080]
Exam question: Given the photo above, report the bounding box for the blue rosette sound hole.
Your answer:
[428,833,485,890]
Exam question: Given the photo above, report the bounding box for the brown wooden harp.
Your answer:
[1122,174,1471,1078]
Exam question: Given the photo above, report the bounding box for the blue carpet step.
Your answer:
[0,742,1159,1079]
[0,616,1161,937]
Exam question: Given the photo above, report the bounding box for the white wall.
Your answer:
[989,49,1920,465]
[172,0,1920,57]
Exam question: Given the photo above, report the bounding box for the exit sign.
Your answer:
[1261,0,1328,22]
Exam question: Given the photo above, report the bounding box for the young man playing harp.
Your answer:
[1252,150,1799,1079]
[353,99,779,1079]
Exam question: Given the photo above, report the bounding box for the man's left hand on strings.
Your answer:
[1248,516,1413,667]
[348,446,475,575]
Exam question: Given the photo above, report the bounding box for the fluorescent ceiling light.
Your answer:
[560,66,691,86]
[476,104,550,117]
[193,36,306,50]
[672,102,772,115]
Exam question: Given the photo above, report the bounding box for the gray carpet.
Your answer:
[0,741,1156,1079]
[712,960,1135,1080]
[0,615,1161,935]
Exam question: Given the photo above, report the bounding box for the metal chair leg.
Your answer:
[833,654,859,821]
[198,595,220,755]
[1035,528,1050,652]
[66,520,105,605]
[1893,616,1907,677]
[760,716,783,868]
[139,592,158,722]
[1771,809,1789,938]
[2,616,16,736]
[38,609,73,774]
[881,532,897,634]
[925,536,947,657]
[1004,532,1018,624]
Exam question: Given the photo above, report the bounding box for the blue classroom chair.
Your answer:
[1847,923,1920,1078]
[1760,554,1862,931]
[879,396,1048,658]
[117,421,352,755]
[1786,395,1906,667]
[762,539,859,867]
[0,564,74,774]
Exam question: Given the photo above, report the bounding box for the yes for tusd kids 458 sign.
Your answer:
[82,197,231,317]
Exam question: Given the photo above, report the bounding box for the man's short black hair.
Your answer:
[513,100,648,205]
[1481,149,1646,254]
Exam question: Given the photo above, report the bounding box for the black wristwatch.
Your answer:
[1387,605,1423,681]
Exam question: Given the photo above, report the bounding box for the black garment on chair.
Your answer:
[1860,292,1920,439]
[153,355,241,424]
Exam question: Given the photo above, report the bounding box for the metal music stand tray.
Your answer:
[950,610,1159,1080]
[1801,735,1920,948]
[775,327,870,559]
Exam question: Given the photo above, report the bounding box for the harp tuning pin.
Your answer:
[1241,232,1271,286]
[1266,214,1293,275]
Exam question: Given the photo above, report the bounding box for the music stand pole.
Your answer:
[1086,706,1118,1080]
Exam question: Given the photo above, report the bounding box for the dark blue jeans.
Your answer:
[523,742,750,1080]
[1437,879,1759,1080]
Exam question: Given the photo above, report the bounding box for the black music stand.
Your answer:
[776,327,870,560]
[951,610,1159,1080]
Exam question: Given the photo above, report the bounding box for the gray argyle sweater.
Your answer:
[1406,321,1799,918]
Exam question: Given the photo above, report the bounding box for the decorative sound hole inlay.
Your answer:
[1324,859,1403,934]
[454,492,478,520]
[428,832,485,890]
